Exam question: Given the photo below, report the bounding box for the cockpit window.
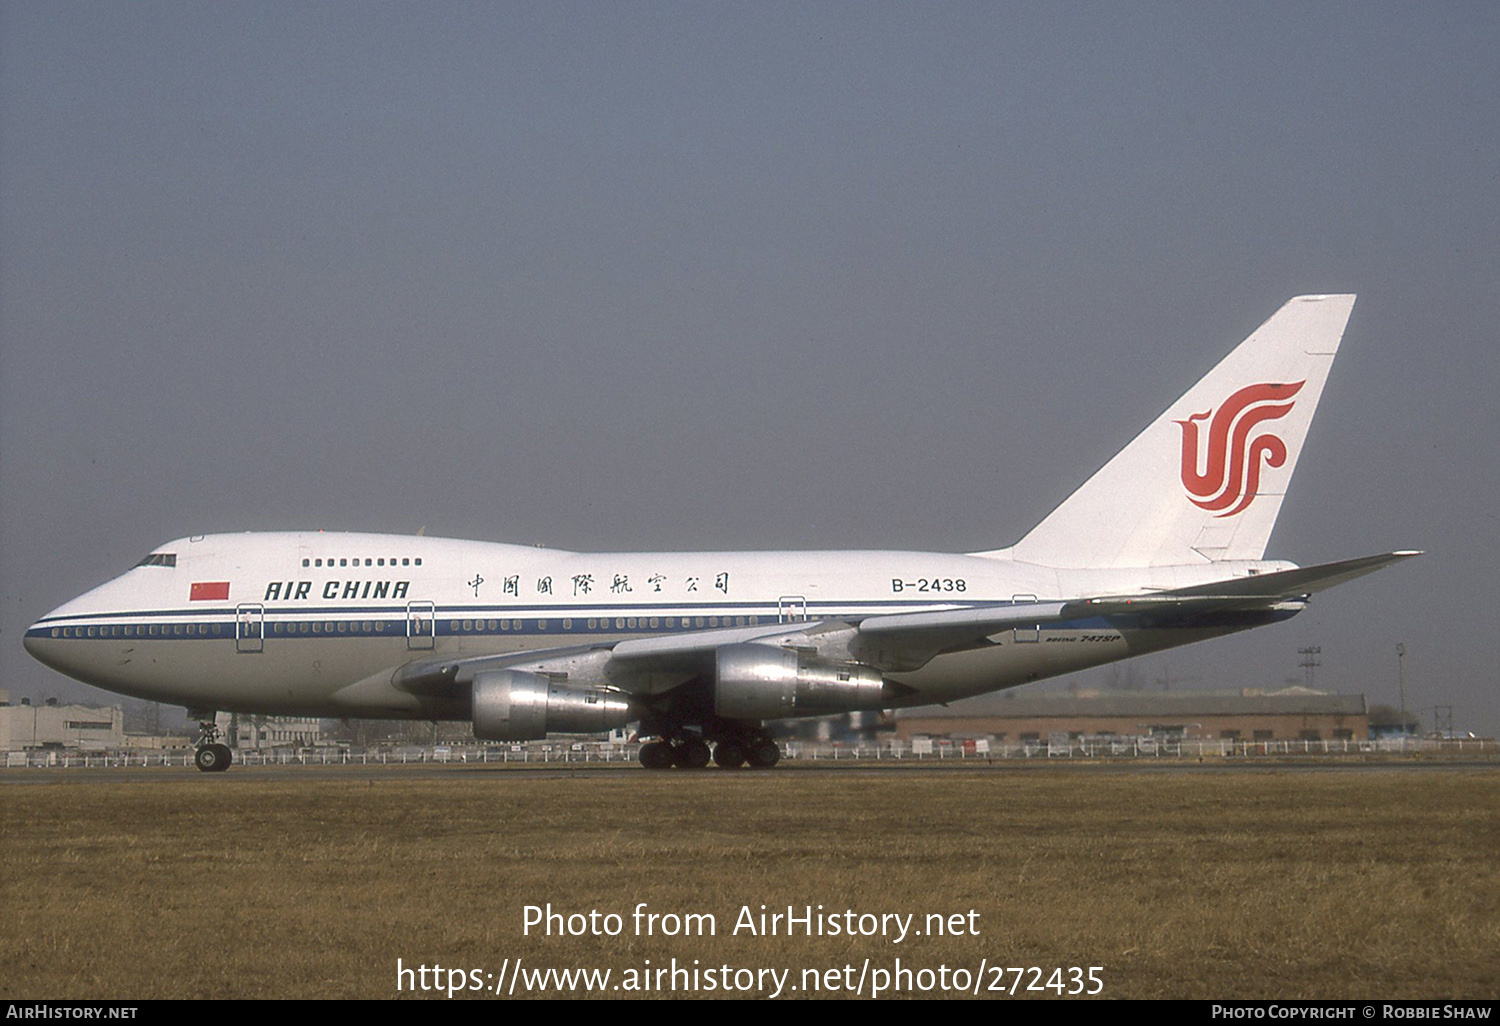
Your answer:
[134,553,177,568]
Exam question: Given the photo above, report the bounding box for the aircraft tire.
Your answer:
[712,741,747,769]
[194,745,226,773]
[746,739,781,769]
[639,741,674,770]
[673,738,711,769]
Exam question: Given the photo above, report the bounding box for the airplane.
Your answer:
[24,294,1417,771]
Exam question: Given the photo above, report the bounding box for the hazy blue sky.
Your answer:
[3,3,1496,735]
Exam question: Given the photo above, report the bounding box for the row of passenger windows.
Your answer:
[53,624,223,638]
[272,621,388,634]
[51,615,763,639]
[303,557,421,568]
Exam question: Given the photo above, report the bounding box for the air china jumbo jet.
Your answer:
[25,295,1416,772]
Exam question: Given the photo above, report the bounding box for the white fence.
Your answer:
[2,736,1494,769]
[790,736,1497,760]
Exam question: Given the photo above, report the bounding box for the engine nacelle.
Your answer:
[714,644,889,720]
[472,670,635,741]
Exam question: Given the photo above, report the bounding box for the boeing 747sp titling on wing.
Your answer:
[25,295,1418,770]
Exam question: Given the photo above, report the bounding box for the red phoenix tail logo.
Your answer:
[1176,381,1304,518]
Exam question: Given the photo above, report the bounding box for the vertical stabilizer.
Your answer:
[992,295,1355,569]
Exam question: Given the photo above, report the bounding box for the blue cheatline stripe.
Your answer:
[28,595,1014,625]
[28,612,880,641]
[25,615,1165,642]
[27,603,1298,643]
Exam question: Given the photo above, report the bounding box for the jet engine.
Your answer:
[472,669,635,741]
[714,643,891,720]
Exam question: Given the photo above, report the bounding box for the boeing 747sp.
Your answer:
[25,295,1417,770]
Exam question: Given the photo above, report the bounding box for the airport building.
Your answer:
[895,687,1369,742]
[0,691,125,752]
[215,712,325,749]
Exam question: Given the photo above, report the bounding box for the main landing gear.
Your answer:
[638,733,780,770]
[192,718,233,773]
[709,736,781,769]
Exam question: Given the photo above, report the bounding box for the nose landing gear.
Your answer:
[192,717,233,773]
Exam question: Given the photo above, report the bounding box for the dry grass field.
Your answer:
[1,763,1496,1000]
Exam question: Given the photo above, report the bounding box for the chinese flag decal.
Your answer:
[190,582,230,601]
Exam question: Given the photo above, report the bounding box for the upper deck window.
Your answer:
[134,553,177,568]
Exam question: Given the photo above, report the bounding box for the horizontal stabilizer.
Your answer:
[1156,550,1423,599]
[856,550,1419,670]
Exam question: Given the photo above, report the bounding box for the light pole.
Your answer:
[1396,643,1408,740]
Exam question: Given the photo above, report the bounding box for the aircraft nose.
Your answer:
[23,618,56,673]
[23,604,69,671]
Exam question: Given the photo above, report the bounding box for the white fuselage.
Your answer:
[24,531,1296,720]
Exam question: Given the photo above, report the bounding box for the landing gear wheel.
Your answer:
[747,739,781,769]
[194,744,231,773]
[713,741,747,769]
[639,741,674,770]
[673,738,711,769]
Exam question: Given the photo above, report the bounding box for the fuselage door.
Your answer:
[235,603,265,653]
[406,600,436,650]
[777,595,808,624]
[1011,594,1040,643]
